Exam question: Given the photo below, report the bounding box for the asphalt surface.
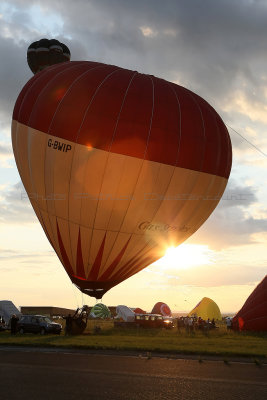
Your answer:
[0,347,266,400]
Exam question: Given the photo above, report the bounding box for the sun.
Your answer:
[152,244,214,270]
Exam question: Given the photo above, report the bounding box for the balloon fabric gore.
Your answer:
[12,60,232,299]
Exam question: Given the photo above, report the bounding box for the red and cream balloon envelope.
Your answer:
[12,61,232,298]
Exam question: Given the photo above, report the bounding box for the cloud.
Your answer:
[0,142,13,167]
[164,265,266,288]
[0,181,37,224]
[190,178,267,249]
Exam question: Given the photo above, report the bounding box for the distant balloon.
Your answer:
[152,302,172,316]
[27,38,71,74]
[90,303,111,319]
[12,60,232,299]
[188,297,222,320]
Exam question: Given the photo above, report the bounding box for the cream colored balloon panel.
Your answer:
[104,155,143,232]
[79,148,109,228]
[13,122,34,196]
[171,170,214,228]
[12,124,53,241]
[67,142,91,225]
[179,175,227,237]
[39,209,60,255]
[148,167,199,228]
[43,136,57,217]
[56,216,75,268]
[49,136,75,220]
[11,121,19,174]
[133,161,175,226]
[139,167,199,247]
[118,160,173,234]
[68,221,80,274]
[93,152,132,231]
[97,230,120,276]
[27,128,48,212]
[87,229,107,275]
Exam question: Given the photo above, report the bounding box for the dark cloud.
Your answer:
[219,179,257,209]
[191,178,267,249]
[3,1,267,93]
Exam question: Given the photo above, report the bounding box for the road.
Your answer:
[0,347,266,400]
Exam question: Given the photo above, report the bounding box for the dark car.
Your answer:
[17,315,62,335]
[114,314,175,329]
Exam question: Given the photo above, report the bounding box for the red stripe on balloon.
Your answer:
[13,61,232,179]
[76,228,86,279]
[87,233,106,281]
[116,255,154,283]
[56,221,74,276]
[109,246,152,282]
[98,237,131,281]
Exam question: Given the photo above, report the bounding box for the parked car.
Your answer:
[114,314,175,329]
[17,315,62,335]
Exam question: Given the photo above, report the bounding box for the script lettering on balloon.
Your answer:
[138,221,189,233]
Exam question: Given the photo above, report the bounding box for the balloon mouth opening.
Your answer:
[83,288,105,300]
[71,276,119,299]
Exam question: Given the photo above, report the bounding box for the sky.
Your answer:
[0,0,266,314]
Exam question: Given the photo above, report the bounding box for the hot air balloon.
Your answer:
[27,38,71,74]
[12,58,232,299]
[90,303,111,319]
[151,302,172,317]
[188,297,222,320]
[232,275,267,332]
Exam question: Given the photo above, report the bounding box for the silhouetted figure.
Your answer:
[64,314,72,335]
[10,314,19,335]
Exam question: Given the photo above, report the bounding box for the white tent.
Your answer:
[0,300,21,324]
[116,305,135,322]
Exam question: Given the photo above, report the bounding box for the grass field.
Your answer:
[1,319,266,360]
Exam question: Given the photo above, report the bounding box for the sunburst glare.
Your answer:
[152,244,215,270]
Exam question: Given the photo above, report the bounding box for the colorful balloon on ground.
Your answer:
[12,57,232,298]
[27,38,71,74]
[188,297,222,320]
[151,302,172,316]
[232,275,267,332]
[90,303,111,319]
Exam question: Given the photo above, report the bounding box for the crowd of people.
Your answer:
[176,316,217,333]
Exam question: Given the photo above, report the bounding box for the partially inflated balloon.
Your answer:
[12,61,232,298]
[90,303,111,319]
[27,38,70,74]
[152,302,172,317]
[232,276,267,331]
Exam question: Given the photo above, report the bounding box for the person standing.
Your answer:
[10,314,19,335]
[64,314,73,335]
